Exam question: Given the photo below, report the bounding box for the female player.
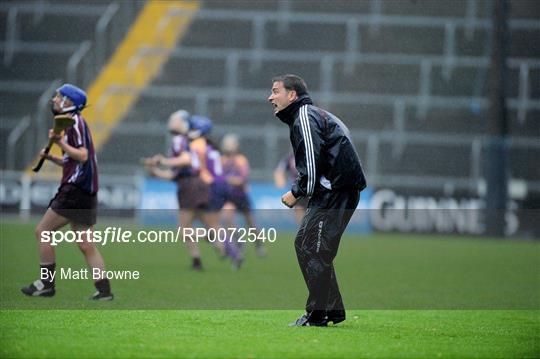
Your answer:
[21,84,113,300]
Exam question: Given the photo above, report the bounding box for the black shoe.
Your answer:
[192,257,203,271]
[90,291,114,301]
[326,310,346,325]
[288,313,328,327]
[192,263,203,271]
[21,280,55,297]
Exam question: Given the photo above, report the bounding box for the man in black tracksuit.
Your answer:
[268,74,367,326]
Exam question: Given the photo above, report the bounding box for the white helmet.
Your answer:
[168,110,190,134]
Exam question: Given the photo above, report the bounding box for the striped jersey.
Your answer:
[190,137,224,183]
[60,114,98,194]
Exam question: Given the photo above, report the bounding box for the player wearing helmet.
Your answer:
[21,83,113,300]
[187,116,242,269]
[221,133,266,258]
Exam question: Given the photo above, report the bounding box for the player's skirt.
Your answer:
[177,175,211,210]
[225,185,252,211]
[49,183,97,225]
[208,180,228,211]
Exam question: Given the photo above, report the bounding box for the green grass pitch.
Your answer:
[1,221,539,358]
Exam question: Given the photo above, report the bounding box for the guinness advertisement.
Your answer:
[369,188,539,238]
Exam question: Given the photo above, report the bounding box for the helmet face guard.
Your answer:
[55,84,87,113]
[188,115,212,139]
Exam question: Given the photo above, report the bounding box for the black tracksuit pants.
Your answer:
[294,188,360,319]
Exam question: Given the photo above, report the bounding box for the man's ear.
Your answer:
[288,90,298,102]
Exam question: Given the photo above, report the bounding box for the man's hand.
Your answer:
[281,191,299,208]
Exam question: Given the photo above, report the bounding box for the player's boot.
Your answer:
[21,280,55,297]
[90,278,113,300]
[90,291,114,301]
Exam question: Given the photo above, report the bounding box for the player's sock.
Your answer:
[223,240,239,260]
[94,278,111,294]
[223,236,243,271]
[233,232,246,256]
[90,278,113,300]
[40,262,56,288]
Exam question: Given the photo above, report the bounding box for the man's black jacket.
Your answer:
[276,94,367,199]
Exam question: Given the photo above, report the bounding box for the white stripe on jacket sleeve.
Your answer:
[299,105,316,196]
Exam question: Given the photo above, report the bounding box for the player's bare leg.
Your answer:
[199,210,225,253]
[71,222,113,300]
[72,223,105,275]
[242,209,266,257]
[35,208,70,264]
[201,210,241,270]
[180,209,202,270]
[222,202,236,228]
[221,203,250,262]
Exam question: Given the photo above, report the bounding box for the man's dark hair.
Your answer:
[272,74,308,97]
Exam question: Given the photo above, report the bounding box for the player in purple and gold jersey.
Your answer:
[221,134,266,257]
[187,116,241,269]
[21,84,113,300]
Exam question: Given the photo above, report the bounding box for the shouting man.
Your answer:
[268,74,366,326]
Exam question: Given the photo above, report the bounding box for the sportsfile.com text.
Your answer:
[40,227,278,246]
